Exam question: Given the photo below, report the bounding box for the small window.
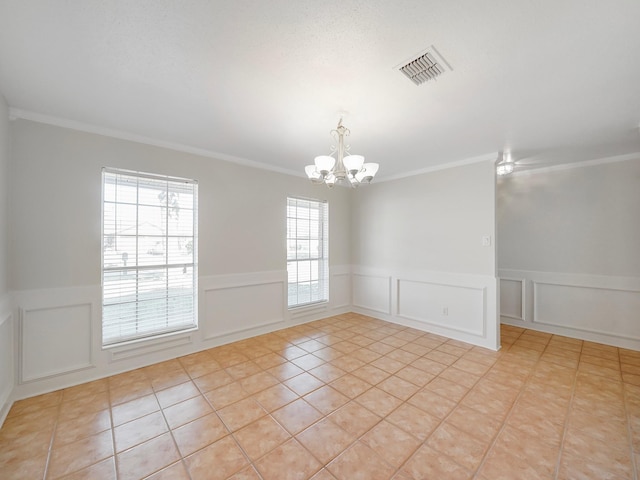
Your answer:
[287,196,329,308]
[102,168,198,345]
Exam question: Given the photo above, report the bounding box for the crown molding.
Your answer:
[15,107,635,184]
[509,152,640,178]
[377,151,499,183]
[9,108,304,179]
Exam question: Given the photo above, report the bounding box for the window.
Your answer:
[102,168,198,345]
[287,196,329,308]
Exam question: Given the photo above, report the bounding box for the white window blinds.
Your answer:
[102,168,198,345]
[287,196,329,308]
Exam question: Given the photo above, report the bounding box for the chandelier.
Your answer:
[305,119,379,187]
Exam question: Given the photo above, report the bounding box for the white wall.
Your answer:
[0,93,13,423]
[498,156,640,349]
[7,119,353,400]
[350,160,499,350]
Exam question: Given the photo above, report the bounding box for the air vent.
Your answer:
[397,46,451,86]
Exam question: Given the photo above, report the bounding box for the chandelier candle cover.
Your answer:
[305,119,379,187]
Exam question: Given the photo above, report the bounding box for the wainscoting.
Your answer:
[13,285,100,391]
[4,266,352,408]
[1,264,531,420]
[200,271,287,341]
[21,302,94,382]
[351,267,499,351]
[3,264,499,415]
[0,294,13,425]
[499,269,640,350]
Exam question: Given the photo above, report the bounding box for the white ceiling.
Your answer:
[1,0,639,179]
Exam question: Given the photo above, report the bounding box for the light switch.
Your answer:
[482,235,491,247]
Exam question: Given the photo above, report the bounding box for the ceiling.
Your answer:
[1,0,639,180]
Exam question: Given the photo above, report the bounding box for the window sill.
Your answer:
[104,327,198,362]
[289,301,329,319]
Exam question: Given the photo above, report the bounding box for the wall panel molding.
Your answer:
[200,271,286,341]
[532,280,640,340]
[499,269,640,350]
[352,272,392,315]
[397,278,486,337]
[199,270,286,291]
[20,302,94,383]
[352,267,499,350]
[499,277,525,322]
[330,266,352,310]
[10,267,356,401]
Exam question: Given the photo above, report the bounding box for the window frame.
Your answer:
[101,167,198,346]
[286,196,329,309]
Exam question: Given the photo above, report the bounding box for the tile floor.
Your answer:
[1,313,640,479]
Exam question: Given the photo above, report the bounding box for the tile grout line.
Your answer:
[317,324,441,479]
[255,320,404,478]
[36,322,456,476]
[381,328,522,479]
[41,395,63,480]
[264,322,445,478]
[265,325,398,478]
[182,358,256,480]
[193,338,358,479]
[470,327,542,480]
[402,330,540,478]
[7,317,636,479]
[551,338,582,480]
[107,383,119,480]
[151,373,198,480]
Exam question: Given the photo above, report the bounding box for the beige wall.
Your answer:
[497,157,640,276]
[4,117,501,402]
[351,160,496,276]
[497,157,640,350]
[349,159,499,350]
[0,94,8,296]
[8,119,351,291]
[4,119,354,403]
[0,92,12,424]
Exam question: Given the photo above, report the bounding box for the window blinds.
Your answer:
[287,197,329,308]
[102,168,198,345]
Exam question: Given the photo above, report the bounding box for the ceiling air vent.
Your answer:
[397,46,451,86]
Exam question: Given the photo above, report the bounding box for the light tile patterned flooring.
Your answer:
[2,313,640,479]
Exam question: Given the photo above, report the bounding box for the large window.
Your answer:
[102,168,198,345]
[287,196,329,308]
